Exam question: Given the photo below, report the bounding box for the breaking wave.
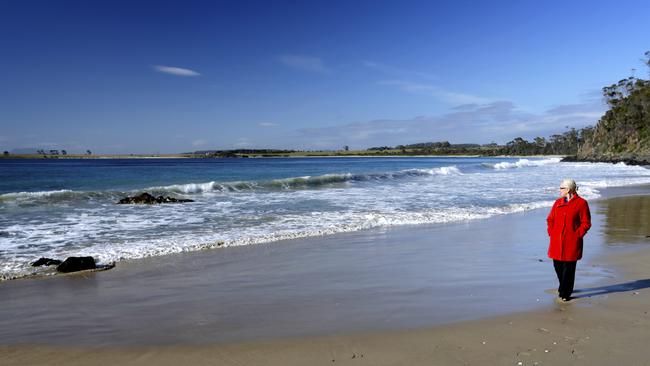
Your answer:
[161,166,461,194]
[0,166,462,202]
[482,158,561,170]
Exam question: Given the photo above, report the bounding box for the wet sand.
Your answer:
[2,189,650,365]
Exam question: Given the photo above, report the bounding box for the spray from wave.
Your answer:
[482,158,561,170]
[0,166,463,202]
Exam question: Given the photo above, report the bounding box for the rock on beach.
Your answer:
[31,258,62,267]
[56,256,97,273]
[117,192,194,204]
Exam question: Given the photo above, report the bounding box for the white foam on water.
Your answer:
[484,157,561,170]
[147,166,461,195]
[0,189,74,200]
[0,200,561,280]
[421,166,462,175]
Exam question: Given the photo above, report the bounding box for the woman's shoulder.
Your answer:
[575,194,588,202]
[573,195,589,206]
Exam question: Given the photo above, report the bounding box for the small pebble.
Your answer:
[517,362,523,366]
[633,291,640,295]
[482,341,487,345]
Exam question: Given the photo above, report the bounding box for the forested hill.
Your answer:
[575,52,650,165]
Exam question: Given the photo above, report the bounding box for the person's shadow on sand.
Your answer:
[573,279,650,299]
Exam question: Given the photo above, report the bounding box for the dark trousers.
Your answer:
[553,260,577,299]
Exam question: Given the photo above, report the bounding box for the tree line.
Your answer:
[365,126,595,156]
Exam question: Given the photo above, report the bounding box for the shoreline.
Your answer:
[1,154,566,159]
[2,188,650,364]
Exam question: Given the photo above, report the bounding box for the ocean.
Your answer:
[2,156,650,281]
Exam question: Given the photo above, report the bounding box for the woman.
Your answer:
[547,179,591,302]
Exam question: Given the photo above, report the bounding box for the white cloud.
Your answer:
[277,55,328,73]
[378,80,490,105]
[192,139,207,147]
[258,122,279,127]
[153,65,201,77]
[35,141,60,147]
[362,60,438,80]
[364,60,490,106]
[233,138,253,148]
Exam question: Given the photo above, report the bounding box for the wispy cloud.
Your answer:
[35,141,61,147]
[192,139,207,147]
[294,99,606,149]
[277,55,329,73]
[258,122,279,127]
[363,60,490,106]
[153,65,201,77]
[233,138,253,148]
[362,60,438,80]
[378,80,490,105]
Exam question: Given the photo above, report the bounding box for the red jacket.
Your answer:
[547,194,591,261]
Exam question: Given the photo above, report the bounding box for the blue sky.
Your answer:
[1,0,649,153]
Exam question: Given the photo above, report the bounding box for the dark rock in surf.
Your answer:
[56,256,97,273]
[117,192,194,204]
[155,195,194,203]
[31,257,62,267]
[561,155,650,166]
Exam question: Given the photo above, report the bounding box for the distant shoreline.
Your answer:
[0,154,193,159]
[0,153,567,159]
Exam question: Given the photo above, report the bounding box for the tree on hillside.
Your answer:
[576,50,650,162]
[578,126,594,148]
[533,136,547,149]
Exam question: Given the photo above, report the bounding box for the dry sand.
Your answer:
[3,195,650,365]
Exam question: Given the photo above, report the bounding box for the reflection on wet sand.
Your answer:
[599,195,650,245]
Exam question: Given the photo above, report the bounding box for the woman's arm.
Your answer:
[547,202,556,236]
[576,201,591,238]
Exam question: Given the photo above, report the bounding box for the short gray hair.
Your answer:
[561,179,577,193]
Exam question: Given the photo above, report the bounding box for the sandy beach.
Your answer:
[2,188,650,365]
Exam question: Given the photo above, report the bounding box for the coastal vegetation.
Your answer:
[574,51,650,164]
